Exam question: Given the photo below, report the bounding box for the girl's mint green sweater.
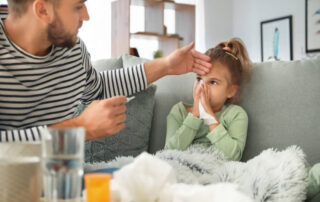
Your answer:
[165,102,248,161]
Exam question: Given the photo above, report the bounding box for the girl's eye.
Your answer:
[210,81,217,85]
[196,77,202,82]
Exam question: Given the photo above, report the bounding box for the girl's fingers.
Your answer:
[206,84,209,98]
[196,84,202,97]
[201,84,210,105]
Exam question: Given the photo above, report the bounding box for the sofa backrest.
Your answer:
[149,58,320,165]
[240,59,320,165]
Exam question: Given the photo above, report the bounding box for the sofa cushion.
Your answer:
[84,56,157,163]
[240,58,320,165]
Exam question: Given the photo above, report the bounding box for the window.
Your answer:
[130,4,145,33]
[78,0,111,61]
[164,3,176,34]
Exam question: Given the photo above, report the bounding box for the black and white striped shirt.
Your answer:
[0,19,147,142]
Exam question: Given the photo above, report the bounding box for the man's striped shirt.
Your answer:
[0,19,147,142]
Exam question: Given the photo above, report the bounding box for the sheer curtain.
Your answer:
[78,0,111,61]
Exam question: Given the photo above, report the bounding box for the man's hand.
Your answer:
[144,42,212,84]
[165,42,212,76]
[76,96,127,140]
[50,96,128,140]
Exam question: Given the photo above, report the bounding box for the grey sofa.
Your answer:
[91,55,320,201]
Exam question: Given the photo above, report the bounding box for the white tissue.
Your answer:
[111,153,176,202]
[199,101,218,125]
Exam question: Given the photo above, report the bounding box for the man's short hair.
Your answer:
[7,0,60,17]
[7,0,34,17]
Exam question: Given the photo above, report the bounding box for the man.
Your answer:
[0,0,211,141]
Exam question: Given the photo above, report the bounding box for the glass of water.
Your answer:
[41,127,85,202]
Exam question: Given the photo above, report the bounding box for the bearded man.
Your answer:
[0,0,211,142]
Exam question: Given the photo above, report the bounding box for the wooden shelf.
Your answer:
[131,32,180,39]
[111,0,195,59]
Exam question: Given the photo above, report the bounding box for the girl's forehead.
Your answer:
[209,62,230,75]
[203,61,232,82]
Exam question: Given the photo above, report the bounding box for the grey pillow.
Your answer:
[84,55,156,163]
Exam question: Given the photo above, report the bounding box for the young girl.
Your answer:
[164,38,252,161]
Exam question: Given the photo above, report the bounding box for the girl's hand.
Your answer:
[200,83,215,117]
[200,84,220,130]
[191,80,202,117]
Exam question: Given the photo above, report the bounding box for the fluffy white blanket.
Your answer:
[85,145,308,202]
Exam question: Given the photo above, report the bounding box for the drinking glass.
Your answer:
[41,128,85,202]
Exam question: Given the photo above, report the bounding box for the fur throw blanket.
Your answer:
[85,145,308,202]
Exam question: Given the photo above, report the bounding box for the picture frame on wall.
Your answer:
[306,0,320,53]
[260,15,293,62]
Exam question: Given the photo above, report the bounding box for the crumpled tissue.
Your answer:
[199,101,218,125]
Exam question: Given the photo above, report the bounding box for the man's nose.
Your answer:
[81,4,90,21]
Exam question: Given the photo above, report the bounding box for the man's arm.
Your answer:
[0,126,45,142]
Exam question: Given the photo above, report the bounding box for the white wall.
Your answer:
[196,0,233,52]
[78,0,111,61]
[233,0,309,62]
[201,0,319,62]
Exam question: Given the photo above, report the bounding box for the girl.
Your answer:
[164,38,252,161]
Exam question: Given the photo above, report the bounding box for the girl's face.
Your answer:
[194,61,238,112]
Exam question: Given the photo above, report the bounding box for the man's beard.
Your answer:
[47,15,77,49]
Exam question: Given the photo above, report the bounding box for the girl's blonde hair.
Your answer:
[205,38,252,104]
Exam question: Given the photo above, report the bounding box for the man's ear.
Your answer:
[227,85,239,99]
[32,0,54,24]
